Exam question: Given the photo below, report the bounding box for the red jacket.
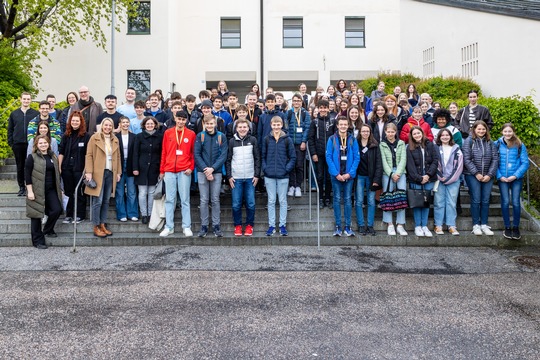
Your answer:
[160,126,196,173]
[399,117,434,143]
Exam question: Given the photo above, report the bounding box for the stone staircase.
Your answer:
[1,158,540,247]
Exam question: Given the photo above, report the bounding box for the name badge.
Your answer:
[362,147,368,154]
[296,128,303,133]
[78,142,84,147]
[176,150,183,156]
[341,156,347,161]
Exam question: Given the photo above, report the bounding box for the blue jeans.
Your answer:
[232,178,256,226]
[116,162,139,220]
[465,175,493,226]
[355,176,376,227]
[434,181,460,227]
[381,170,406,225]
[498,178,523,228]
[198,172,222,227]
[410,182,434,227]
[164,171,192,230]
[92,169,113,226]
[331,177,354,228]
[266,177,289,227]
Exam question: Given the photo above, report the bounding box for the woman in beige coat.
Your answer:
[85,118,122,238]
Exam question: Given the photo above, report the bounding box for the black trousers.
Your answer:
[315,155,332,201]
[62,168,86,219]
[30,184,62,246]
[12,143,27,188]
[289,144,305,188]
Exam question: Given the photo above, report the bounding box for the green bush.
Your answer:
[359,73,420,95]
[0,43,34,103]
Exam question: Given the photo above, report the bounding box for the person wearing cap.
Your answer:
[159,110,196,237]
[196,99,225,134]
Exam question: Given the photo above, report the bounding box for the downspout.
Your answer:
[260,0,264,89]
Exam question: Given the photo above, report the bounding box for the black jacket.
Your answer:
[8,108,39,146]
[308,115,335,156]
[357,140,383,191]
[59,131,90,173]
[132,130,163,186]
[369,114,396,143]
[116,132,136,176]
[406,141,439,184]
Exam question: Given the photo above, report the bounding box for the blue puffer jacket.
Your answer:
[495,137,529,180]
[325,133,360,178]
[194,131,228,174]
[286,108,311,145]
[262,131,296,179]
[257,108,286,150]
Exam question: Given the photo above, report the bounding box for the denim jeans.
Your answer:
[92,169,113,226]
[381,169,406,225]
[164,171,192,230]
[465,175,493,226]
[266,177,289,227]
[232,178,256,226]
[138,184,156,217]
[116,161,139,220]
[355,175,376,227]
[331,177,354,228]
[434,181,460,227]
[198,172,222,227]
[498,178,523,228]
[410,182,434,227]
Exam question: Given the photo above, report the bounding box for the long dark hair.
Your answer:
[358,123,378,147]
[471,120,491,141]
[408,125,428,150]
[435,128,455,147]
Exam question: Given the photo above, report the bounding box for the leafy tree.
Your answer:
[0,40,34,101]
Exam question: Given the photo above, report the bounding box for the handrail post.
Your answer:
[71,173,86,253]
[306,147,321,249]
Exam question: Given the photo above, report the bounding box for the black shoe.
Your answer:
[35,244,48,249]
[17,187,25,196]
[319,199,325,209]
[142,216,149,224]
[503,228,512,239]
[358,225,367,235]
[367,226,376,236]
[45,231,57,238]
[325,199,333,209]
[512,227,521,240]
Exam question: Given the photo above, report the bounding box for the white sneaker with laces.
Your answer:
[422,226,433,237]
[396,225,408,236]
[472,224,482,236]
[415,226,424,237]
[183,227,193,237]
[287,186,295,196]
[481,224,494,236]
[294,187,302,197]
[160,228,174,237]
[387,224,396,236]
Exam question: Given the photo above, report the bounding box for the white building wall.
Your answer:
[401,0,540,100]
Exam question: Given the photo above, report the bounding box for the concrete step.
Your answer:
[0,158,16,166]
[2,231,539,248]
[0,165,16,173]
[0,173,17,181]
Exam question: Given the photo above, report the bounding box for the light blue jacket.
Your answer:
[325,133,360,178]
[495,137,529,180]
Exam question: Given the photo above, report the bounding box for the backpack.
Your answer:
[200,131,223,146]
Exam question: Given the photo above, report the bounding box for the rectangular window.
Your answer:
[283,17,303,48]
[127,70,151,100]
[461,42,479,77]
[128,1,151,34]
[221,18,241,48]
[345,17,365,48]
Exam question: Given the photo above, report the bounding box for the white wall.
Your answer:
[401,0,540,101]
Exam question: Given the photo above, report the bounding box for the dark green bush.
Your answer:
[359,73,420,94]
[0,43,35,103]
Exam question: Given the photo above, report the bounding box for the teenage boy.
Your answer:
[262,116,296,236]
[164,101,183,129]
[129,100,146,134]
[225,92,239,120]
[197,90,211,110]
[145,93,169,129]
[298,83,310,109]
[194,115,228,237]
[274,92,286,112]
[159,110,196,237]
[117,87,137,119]
[197,100,225,134]
[257,94,286,152]
[46,94,63,133]
[226,104,253,141]
[8,92,39,196]
[245,92,262,132]
[27,101,62,145]
[96,95,123,132]
[308,99,335,208]
[326,116,360,237]
[184,94,202,132]
[286,93,311,197]
[226,118,260,236]
[212,95,233,127]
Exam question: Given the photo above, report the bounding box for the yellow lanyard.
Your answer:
[248,107,254,120]
[295,110,301,127]
[340,136,347,150]
[175,128,185,148]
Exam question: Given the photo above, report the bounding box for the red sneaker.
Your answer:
[244,225,253,236]
[234,225,243,236]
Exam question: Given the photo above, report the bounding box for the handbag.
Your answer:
[407,185,433,208]
[83,178,97,189]
[153,177,165,200]
[379,172,408,212]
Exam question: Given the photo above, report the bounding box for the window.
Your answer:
[127,70,151,100]
[283,17,303,48]
[221,18,241,48]
[423,46,435,77]
[345,17,365,48]
[461,42,479,77]
[128,1,151,34]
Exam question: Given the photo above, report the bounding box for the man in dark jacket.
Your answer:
[70,86,103,136]
[8,92,39,196]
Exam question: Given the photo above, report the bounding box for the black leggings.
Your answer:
[30,184,62,246]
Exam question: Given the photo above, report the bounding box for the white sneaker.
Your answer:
[119,217,127,222]
[130,217,139,221]
[160,227,174,237]
[287,186,295,196]
[396,225,408,236]
[422,226,433,237]
[472,224,482,236]
[387,224,396,236]
[183,228,193,237]
[481,224,494,236]
[294,187,302,197]
[415,226,424,237]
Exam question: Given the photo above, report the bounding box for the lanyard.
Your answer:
[295,110,301,126]
[340,136,347,150]
[248,107,254,120]
[175,127,185,147]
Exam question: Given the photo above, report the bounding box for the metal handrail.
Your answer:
[306,146,321,249]
[71,173,86,253]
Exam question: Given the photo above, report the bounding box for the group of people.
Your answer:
[6,81,529,249]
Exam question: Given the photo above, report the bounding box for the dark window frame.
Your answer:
[127,70,151,100]
[128,1,151,35]
[345,17,365,48]
[283,17,303,48]
[220,17,241,49]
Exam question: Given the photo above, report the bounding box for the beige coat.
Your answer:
[84,132,122,197]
